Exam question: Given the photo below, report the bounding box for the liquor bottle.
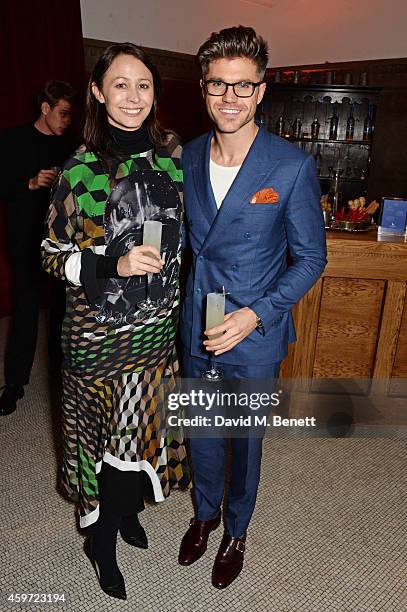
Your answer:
[275,114,285,136]
[328,169,343,214]
[345,105,355,141]
[363,104,375,142]
[314,144,323,176]
[291,117,302,139]
[329,104,339,140]
[311,117,320,139]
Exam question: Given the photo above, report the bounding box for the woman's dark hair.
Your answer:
[197,26,268,78]
[83,42,167,160]
[37,80,76,110]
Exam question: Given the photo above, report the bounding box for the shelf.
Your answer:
[318,176,368,183]
[267,83,381,94]
[267,83,381,104]
[286,137,371,146]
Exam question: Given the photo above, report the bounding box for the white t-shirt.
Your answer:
[210,159,241,209]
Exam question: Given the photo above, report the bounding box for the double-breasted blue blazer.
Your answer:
[180,127,327,366]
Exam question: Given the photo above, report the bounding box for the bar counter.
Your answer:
[281,229,407,396]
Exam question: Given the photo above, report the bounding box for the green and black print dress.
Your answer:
[41,129,191,528]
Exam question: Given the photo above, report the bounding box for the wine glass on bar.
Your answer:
[139,220,162,311]
[202,291,225,381]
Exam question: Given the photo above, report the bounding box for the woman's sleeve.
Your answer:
[41,171,82,284]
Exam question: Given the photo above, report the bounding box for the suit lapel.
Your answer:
[200,128,281,253]
[192,130,218,226]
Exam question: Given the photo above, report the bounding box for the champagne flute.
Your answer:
[50,166,61,186]
[139,220,162,310]
[202,292,225,381]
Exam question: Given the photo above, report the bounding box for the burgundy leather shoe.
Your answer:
[178,512,221,566]
[212,532,246,589]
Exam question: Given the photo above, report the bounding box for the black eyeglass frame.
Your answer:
[203,79,264,98]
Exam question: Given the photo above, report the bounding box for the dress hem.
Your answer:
[79,505,100,529]
[102,452,166,502]
[78,452,166,528]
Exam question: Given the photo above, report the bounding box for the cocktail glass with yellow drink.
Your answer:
[202,291,225,381]
[139,220,162,310]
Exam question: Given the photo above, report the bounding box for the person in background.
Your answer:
[0,81,75,416]
[41,43,190,601]
[178,26,326,588]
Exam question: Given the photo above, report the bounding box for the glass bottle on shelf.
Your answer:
[291,117,302,139]
[328,168,343,214]
[275,114,285,136]
[311,117,320,139]
[314,144,323,176]
[344,145,352,177]
[346,105,355,141]
[258,112,266,127]
[329,104,339,140]
[363,104,375,142]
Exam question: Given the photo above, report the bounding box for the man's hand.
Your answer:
[28,169,58,190]
[203,307,258,355]
[117,245,164,277]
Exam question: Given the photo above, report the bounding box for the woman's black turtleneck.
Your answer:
[109,123,153,156]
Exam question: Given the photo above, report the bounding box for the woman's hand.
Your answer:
[117,246,164,277]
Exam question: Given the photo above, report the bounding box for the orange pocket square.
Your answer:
[250,187,279,204]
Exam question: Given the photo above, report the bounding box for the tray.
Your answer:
[328,221,376,232]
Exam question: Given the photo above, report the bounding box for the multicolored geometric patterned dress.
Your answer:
[41,134,191,528]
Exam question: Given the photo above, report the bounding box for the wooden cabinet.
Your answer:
[260,83,380,208]
[263,59,407,205]
[281,231,407,393]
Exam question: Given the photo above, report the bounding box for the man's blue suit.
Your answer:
[181,126,326,537]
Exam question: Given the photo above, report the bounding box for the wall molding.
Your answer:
[85,40,407,88]
[83,38,199,81]
[268,57,407,88]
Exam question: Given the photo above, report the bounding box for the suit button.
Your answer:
[195,288,201,294]
[244,232,251,239]
[231,264,237,271]
[198,256,203,261]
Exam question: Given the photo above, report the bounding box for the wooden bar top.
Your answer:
[324,229,407,282]
[326,228,407,247]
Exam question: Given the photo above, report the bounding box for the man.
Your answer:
[0,81,75,416]
[178,26,326,588]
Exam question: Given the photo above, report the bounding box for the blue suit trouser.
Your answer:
[182,350,281,538]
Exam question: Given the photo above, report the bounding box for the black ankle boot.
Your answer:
[0,385,24,416]
[120,513,148,549]
[84,537,126,601]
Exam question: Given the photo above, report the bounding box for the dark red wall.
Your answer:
[159,78,211,143]
[0,0,85,317]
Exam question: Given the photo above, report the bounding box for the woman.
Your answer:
[42,43,190,600]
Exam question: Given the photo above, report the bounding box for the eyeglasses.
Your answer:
[203,79,264,98]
